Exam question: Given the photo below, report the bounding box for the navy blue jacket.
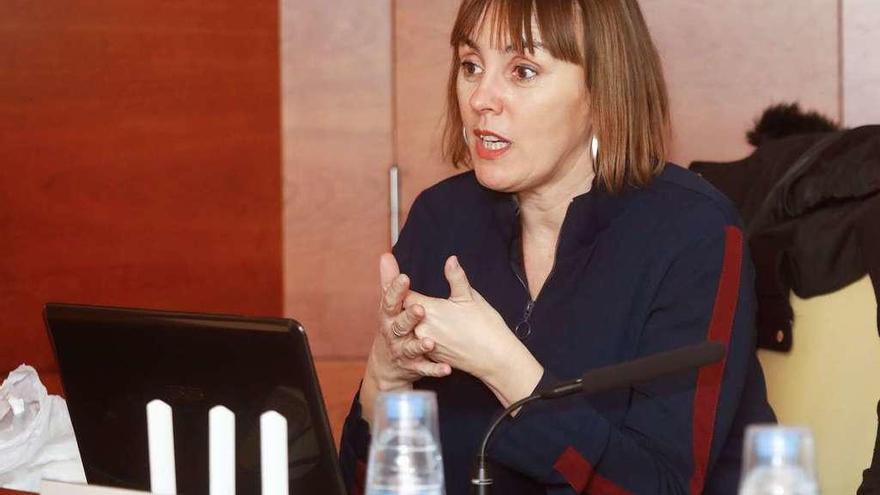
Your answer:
[340,164,775,494]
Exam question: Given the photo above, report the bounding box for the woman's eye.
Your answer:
[513,65,538,81]
[461,61,483,77]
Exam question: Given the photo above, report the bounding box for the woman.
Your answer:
[340,0,775,493]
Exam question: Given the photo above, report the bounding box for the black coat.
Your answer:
[691,125,880,352]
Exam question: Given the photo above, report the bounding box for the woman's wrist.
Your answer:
[365,354,414,393]
[360,352,413,426]
[480,337,543,408]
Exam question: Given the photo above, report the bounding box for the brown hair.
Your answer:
[442,0,671,193]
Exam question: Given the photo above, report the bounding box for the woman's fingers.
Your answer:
[406,358,452,378]
[444,255,473,302]
[388,303,424,338]
[400,337,434,359]
[381,274,409,317]
[378,253,400,292]
[372,255,454,384]
[404,290,431,309]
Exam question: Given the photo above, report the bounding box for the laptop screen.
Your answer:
[44,303,346,495]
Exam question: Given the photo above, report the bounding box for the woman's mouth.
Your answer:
[474,129,512,159]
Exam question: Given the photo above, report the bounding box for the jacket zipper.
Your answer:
[511,205,572,340]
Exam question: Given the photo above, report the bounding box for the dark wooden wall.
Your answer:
[0,1,283,373]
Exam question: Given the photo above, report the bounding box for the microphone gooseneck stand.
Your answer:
[471,393,543,495]
[470,341,727,495]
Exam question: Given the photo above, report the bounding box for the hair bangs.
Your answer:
[450,0,582,64]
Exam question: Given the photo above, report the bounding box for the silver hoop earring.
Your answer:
[462,126,470,145]
[591,135,599,162]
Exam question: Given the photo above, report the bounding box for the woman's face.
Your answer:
[457,22,593,195]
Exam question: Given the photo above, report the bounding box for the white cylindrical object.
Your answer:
[390,165,400,246]
[209,405,236,495]
[260,411,289,495]
[146,400,177,495]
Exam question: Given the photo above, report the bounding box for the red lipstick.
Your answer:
[473,129,512,160]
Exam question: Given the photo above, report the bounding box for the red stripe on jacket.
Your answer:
[353,460,367,495]
[554,446,632,494]
[689,226,743,494]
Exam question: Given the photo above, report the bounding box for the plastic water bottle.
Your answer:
[366,391,445,495]
[739,425,819,495]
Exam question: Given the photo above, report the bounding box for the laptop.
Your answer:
[43,303,347,495]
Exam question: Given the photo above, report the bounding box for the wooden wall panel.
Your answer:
[314,359,367,445]
[0,1,283,373]
[843,0,880,127]
[641,0,841,165]
[281,0,392,358]
[394,1,461,222]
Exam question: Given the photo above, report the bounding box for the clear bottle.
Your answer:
[366,391,445,495]
[739,425,819,495]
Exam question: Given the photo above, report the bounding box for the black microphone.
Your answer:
[470,341,727,495]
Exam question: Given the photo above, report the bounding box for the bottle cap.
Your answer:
[753,428,802,463]
[381,393,427,420]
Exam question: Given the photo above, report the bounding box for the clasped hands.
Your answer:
[363,253,543,414]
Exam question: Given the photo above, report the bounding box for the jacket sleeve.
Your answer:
[488,208,761,494]
[338,193,438,494]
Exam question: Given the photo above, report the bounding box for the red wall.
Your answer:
[0,1,283,373]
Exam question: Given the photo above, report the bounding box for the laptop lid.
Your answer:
[44,303,346,495]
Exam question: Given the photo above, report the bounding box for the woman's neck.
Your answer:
[516,163,595,240]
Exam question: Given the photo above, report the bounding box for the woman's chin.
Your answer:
[473,162,521,193]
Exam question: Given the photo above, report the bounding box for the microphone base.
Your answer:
[470,482,492,495]
[470,458,492,495]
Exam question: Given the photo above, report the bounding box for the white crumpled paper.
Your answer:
[0,365,86,491]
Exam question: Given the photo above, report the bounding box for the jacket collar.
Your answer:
[487,175,635,258]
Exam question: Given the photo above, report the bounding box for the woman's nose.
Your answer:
[468,72,504,115]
